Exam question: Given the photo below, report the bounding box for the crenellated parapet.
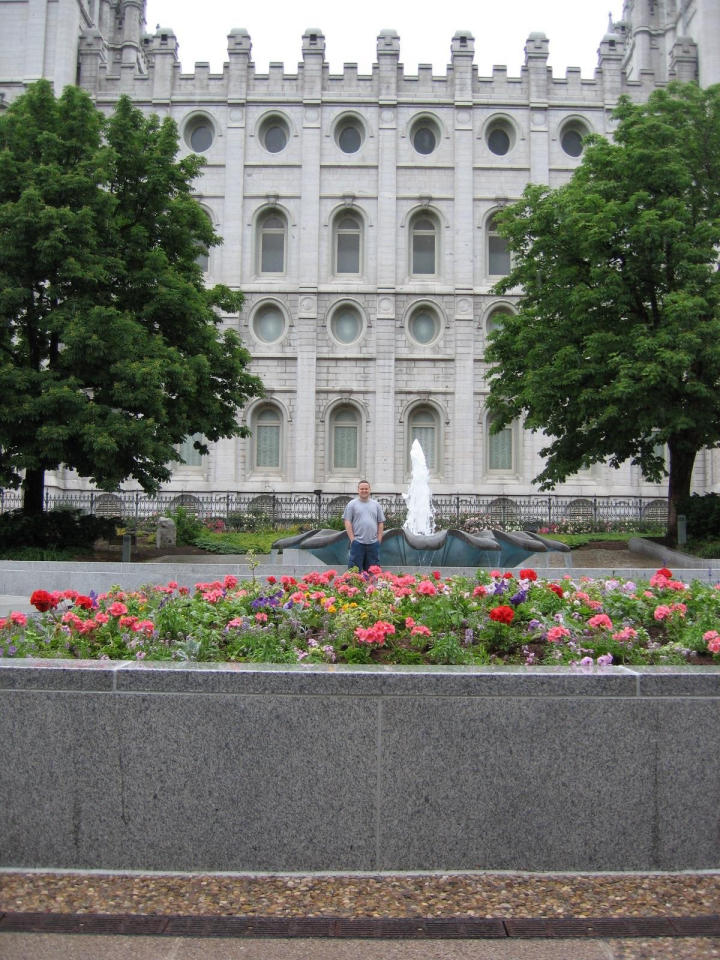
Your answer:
[78,26,653,109]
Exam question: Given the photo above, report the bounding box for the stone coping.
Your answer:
[1,660,718,697]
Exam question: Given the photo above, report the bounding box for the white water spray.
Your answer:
[402,439,436,536]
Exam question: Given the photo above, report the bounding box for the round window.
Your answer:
[252,304,285,343]
[260,116,289,153]
[561,127,584,157]
[330,305,362,344]
[337,122,363,154]
[487,127,511,156]
[184,116,215,153]
[412,123,437,155]
[409,308,439,345]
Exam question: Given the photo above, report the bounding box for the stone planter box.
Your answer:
[1,660,718,873]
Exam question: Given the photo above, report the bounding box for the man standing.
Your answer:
[343,480,385,573]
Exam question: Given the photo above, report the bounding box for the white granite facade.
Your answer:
[0,0,717,497]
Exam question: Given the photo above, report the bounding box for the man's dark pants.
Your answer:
[348,539,380,573]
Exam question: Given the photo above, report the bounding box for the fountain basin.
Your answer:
[272,528,569,568]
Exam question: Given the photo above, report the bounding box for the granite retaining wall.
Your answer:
[1,661,718,873]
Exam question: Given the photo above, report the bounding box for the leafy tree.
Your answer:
[0,81,263,514]
[486,82,720,542]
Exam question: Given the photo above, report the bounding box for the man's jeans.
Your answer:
[348,539,380,573]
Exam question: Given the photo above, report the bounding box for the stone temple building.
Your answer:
[1,0,719,505]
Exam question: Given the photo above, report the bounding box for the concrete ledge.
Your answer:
[629,536,720,569]
[2,660,719,874]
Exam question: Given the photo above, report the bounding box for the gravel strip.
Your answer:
[1,872,719,919]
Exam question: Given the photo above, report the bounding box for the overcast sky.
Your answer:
[145,1,623,78]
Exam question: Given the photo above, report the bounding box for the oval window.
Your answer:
[488,127,510,156]
[260,116,290,154]
[252,304,285,343]
[338,124,362,153]
[561,128,584,157]
[330,305,362,344]
[412,125,437,155]
[184,116,215,153]
[409,308,439,345]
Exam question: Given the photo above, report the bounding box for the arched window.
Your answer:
[410,214,437,275]
[487,417,513,471]
[330,406,360,471]
[487,214,511,276]
[178,434,205,467]
[253,406,282,470]
[257,210,286,274]
[408,406,439,472]
[334,213,362,274]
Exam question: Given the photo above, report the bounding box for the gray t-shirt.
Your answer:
[343,497,386,544]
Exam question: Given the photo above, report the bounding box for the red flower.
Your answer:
[657,567,673,579]
[489,605,515,625]
[74,595,93,610]
[548,583,564,598]
[432,570,441,580]
[503,571,514,579]
[30,589,56,612]
[266,575,277,584]
[519,568,538,581]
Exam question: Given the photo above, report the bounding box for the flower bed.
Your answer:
[3,566,720,668]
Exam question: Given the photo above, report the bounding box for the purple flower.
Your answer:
[493,581,507,596]
[510,588,527,607]
[463,628,474,646]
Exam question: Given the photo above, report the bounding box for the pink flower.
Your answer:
[547,626,571,643]
[224,575,238,589]
[653,605,672,621]
[588,614,613,630]
[411,624,432,637]
[95,612,110,624]
[472,585,487,597]
[9,611,27,626]
[613,627,638,642]
[368,565,383,576]
[107,602,128,617]
[404,617,416,628]
[354,620,396,645]
[416,580,437,596]
[255,612,268,623]
[704,630,720,654]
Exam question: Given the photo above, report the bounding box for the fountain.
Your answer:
[272,440,569,568]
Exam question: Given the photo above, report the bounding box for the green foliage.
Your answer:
[486,83,720,541]
[0,507,116,550]
[677,493,720,541]
[0,81,263,514]
[168,507,204,545]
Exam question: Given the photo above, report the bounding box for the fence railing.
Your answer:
[0,488,669,530]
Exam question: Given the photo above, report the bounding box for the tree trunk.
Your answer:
[22,467,45,516]
[666,441,697,546]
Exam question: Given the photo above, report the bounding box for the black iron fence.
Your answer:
[0,488,669,531]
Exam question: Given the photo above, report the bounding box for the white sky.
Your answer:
[145,1,623,78]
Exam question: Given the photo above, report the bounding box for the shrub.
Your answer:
[0,508,117,550]
[168,506,204,545]
[678,493,720,541]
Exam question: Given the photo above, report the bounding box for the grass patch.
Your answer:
[547,532,642,548]
[191,527,300,555]
[0,546,80,561]
[685,538,720,559]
